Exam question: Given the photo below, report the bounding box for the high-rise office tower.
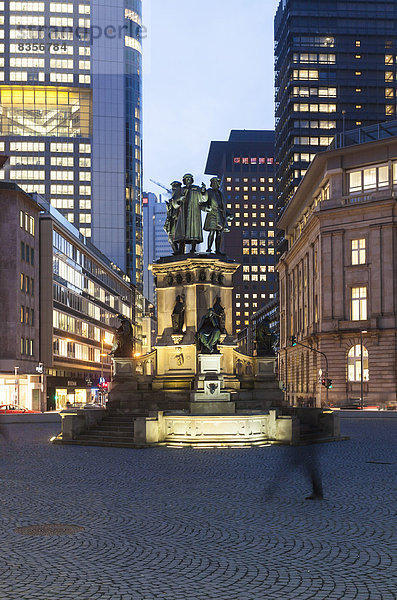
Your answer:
[142,192,169,304]
[0,1,143,284]
[205,130,277,335]
[275,0,397,225]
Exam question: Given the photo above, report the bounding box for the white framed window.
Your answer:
[348,345,369,382]
[349,164,389,194]
[351,239,366,265]
[351,287,367,321]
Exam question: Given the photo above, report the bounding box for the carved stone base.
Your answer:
[112,358,137,381]
[190,400,236,415]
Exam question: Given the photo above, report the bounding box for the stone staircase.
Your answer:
[57,414,147,448]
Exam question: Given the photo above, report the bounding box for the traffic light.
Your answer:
[291,336,297,346]
[98,378,108,391]
[321,378,333,389]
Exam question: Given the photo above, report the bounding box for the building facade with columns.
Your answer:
[277,127,397,409]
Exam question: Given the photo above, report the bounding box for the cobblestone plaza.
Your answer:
[0,417,395,600]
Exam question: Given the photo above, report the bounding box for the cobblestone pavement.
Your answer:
[0,418,395,600]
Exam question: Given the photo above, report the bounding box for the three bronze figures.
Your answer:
[164,174,232,255]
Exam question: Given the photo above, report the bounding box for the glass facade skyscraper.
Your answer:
[0,0,143,285]
[142,192,169,305]
[275,0,397,227]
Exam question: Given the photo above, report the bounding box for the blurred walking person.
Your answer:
[265,443,323,501]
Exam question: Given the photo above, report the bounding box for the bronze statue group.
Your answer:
[164,174,232,255]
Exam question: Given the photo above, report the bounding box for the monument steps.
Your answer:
[67,414,143,447]
[53,438,150,449]
[78,433,135,443]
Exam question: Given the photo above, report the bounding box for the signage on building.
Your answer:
[67,381,77,387]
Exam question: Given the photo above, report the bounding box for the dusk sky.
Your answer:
[143,0,280,195]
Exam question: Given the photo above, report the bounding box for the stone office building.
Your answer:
[277,123,397,409]
[0,175,44,409]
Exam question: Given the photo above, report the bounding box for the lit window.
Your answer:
[386,105,395,115]
[385,55,394,65]
[385,72,394,82]
[355,71,362,76]
[348,345,369,382]
[351,239,366,265]
[349,164,389,193]
[351,287,367,321]
[1,87,91,137]
[355,41,361,47]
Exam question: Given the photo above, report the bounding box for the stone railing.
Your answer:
[233,349,278,378]
[341,187,397,206]
[133,349,157,376]
[134,409,300,446]
[58,406,106,441]
[112,349,157,378]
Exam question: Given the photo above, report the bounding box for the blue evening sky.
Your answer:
[142,0,279,196]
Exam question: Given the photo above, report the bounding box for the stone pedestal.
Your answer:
[112,358,138,387]
[190,353,235,415]
[150,255,240,394]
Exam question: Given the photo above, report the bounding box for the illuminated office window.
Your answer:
[50,3,74,12]
[51,171,74,181]
[50,72,74,83]
[51,142,74,153]
[51,156,74,166]
[0,87,92,137]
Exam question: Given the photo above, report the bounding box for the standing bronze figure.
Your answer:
[171,295,185,334]
[204,177,227,254]
[164,181,182,254]
[213,296,226,334]
[174,174,207,254]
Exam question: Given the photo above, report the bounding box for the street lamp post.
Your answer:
[36,362,45,411]
[291,337,330,407]
[14,366,19,406]
[360,330,367,410]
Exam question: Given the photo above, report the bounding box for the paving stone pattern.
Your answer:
[0,418,395,600]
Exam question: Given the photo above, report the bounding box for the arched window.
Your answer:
[348,345,369,381]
